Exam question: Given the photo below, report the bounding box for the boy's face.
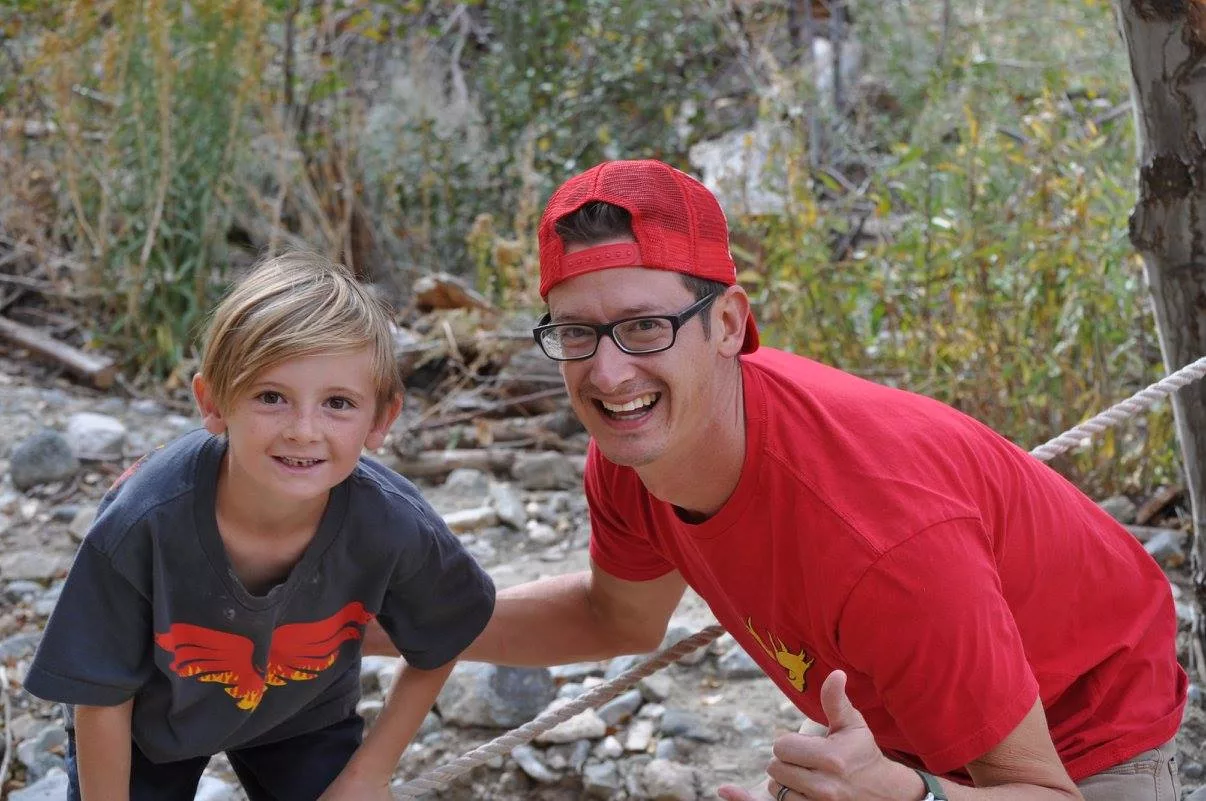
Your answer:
[193,347,401,507]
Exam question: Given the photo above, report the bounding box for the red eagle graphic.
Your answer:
[155,602,374,711]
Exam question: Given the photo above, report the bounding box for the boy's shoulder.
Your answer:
[87,428,217,554]
[344,454,437,521]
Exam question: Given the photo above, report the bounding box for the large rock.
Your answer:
[0,551,72,582]
[512,452,578,491]
[10,767,69,801]
[65,412,128,460]
[9,430,79,491]
[436,663,557,728]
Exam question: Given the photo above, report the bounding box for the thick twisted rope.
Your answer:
[393,625,725,798]
[1029,356,1206,462]
[394,355,1206,798]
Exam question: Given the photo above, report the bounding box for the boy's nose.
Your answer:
[285,410,321,442]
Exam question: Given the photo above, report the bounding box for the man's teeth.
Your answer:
[601,394,657,414]
[280,457,320,467]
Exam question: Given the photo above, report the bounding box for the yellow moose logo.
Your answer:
[744,617,816,693]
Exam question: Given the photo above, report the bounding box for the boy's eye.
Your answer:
[258,391,284,405]
[327,397,354,411]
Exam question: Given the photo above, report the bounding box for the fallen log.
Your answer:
[391,448,517,480]
[0,315,116,388]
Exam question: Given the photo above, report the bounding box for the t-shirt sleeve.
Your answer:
[376,504,496,670]
[24,539,154,706]
[584,443,675,581]
[836,518,1039,776]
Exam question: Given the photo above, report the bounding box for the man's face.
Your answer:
[546,262,722,470]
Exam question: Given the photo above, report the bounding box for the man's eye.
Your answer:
[559,326,595,342]
[257,391,283,405]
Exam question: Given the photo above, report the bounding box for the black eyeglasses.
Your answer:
[533,293,718,361]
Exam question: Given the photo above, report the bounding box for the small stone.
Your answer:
[511,743,559,784]
[444,468,490,497]
[597,689,643,726]
[626,718,656,752]
[550,662,603,682]
[1144,529,1187,568]
[131,399,164,416]
[642,758,697,801]
[0,631,41,660]
[526,520,563,545]
[1185,787,1206,801]
[583,761,624,799]
[360,655,401,694]
[1182,761,1205,780]
[356,699,385,727]
[596,735,624,759]
[571,738,593,772]
[639,673,674,702]
[488,482,527,529]
[717,645,764,679]
[605,654,647,679]
[659,709,718,742]
[68,505,97,541]
[655,738,679,760]
[195,775,243,801]
[534,705,607,744]
[1098,495,1137,524]
[442,507,498,533]
[661,624,707,666]
[9,430,79,491]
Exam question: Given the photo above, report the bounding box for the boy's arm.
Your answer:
[74,700,135,801]
[318,660,457,800]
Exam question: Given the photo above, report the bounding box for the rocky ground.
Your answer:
[1,351,1204,801]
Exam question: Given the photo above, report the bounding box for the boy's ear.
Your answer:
[365,392,404,451]
[192,374,228,435]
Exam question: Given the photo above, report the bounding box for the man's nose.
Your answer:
[587,335,638,393]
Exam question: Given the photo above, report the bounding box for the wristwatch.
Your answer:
[914,769,948,801]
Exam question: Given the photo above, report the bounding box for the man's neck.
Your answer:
[636,366,746,522]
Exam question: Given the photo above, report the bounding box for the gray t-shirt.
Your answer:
[25,429,495,763]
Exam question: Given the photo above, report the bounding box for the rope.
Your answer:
[393,626,725,798]
[1028,356,1206,462]
[394,355,1206,798]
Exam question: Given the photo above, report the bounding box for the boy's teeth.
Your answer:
[281,457,319,467]
[601,393,657,413]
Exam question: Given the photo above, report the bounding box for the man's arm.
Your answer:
[720,672,1080,801]
[319,661,457,801]
[74,700,135,801]
[461,561,687,665]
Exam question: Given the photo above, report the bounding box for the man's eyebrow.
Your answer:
[550,304,667,323]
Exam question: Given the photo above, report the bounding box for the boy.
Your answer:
[25,252,496,801]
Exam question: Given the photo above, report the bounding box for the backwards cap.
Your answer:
[537,159,759,353]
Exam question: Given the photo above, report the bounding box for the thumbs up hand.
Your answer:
[717,671,924,801]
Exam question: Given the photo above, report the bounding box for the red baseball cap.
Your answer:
[537,159,759,354]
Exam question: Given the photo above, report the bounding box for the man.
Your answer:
[460,159,1187,801]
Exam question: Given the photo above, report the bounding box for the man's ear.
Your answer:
[714,285,752,358]
[192,374,228,435]
[365,392,404,451]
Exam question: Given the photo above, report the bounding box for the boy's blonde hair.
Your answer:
[199,251,401,415]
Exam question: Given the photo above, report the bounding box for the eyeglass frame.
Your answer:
[532,292,720,362]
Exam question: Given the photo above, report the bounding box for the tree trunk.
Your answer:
[1116,0,1206,678]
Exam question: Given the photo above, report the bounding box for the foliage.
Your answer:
[35,0,266,381]
[739,0,1174,493]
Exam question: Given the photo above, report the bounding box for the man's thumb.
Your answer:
[820,670,866,733]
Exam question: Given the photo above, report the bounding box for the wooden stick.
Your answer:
[0,315,117,388]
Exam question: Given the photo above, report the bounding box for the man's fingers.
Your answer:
[819,669,866,733]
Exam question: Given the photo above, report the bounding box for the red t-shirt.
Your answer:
[587,348,1186,780]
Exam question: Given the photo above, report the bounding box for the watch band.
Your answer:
[914,768,948,801]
